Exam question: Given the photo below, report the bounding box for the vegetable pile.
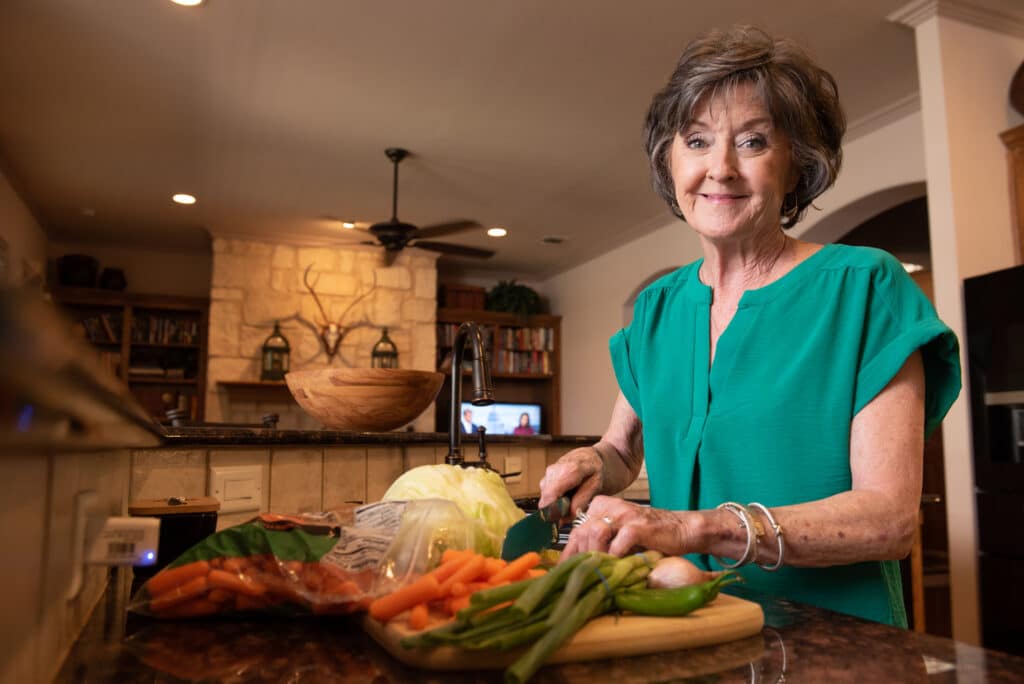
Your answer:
[395,550,739,684]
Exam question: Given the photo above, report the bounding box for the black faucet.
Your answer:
[446,321,495,466]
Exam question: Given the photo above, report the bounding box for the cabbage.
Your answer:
[382,465,525,557]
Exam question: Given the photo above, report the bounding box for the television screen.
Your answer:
[460,402,542,436]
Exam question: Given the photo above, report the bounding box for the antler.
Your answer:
[303,264,331,327]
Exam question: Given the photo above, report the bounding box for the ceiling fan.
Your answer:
[358,147,495,264]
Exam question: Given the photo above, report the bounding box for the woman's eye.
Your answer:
[739,136,767,150]
[685,136,706,149]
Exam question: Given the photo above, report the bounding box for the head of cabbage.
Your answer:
[382,464,525,557]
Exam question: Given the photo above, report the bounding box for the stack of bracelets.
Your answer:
[714,501,785,571]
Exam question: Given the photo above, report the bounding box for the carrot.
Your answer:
[408,603,430,631]
[160,598,220,618]
[207,588,234,604]
[527,568,547,578]
[448,594,472,616]
[222,557,248,574]
[439,554,486,594]
[146,560,210,596]
[208,569,267,597]
[441,548,473,564]
[483,557,507,579]
[488,551,541,585]
[369,574,442,623]
[449,581,471,597]
[428,554,471,585]
[149,575,210,612]
[323,579,360,597]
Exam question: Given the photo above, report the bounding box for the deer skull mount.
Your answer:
[301,264,374,362]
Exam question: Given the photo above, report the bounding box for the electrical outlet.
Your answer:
[209,465,263,513]
[504,455,523,483]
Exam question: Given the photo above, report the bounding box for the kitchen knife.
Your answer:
[500,493,574,561]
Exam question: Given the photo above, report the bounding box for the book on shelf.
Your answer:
[129,366,165,377]
[132,314,200,345]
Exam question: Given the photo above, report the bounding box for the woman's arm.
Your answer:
[537,392,644,516]
[572,351,926,566]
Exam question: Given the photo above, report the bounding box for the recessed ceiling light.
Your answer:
[170,0,203,6]
[487,227,508,238]
[901,262,925,274]
[172,193,197,205]
[341,221,356,229]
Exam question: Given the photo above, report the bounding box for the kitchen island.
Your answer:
[63,576,1024,683]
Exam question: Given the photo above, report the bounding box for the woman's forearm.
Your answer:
[596,392,644,494]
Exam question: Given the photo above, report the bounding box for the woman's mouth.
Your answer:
[700,193,747,204]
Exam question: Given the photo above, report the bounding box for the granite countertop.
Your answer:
[159,425,601,447]
[64,580,1024,683]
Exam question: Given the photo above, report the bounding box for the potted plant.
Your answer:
[485,280,544,317]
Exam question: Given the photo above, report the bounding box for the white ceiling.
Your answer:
[0,0,978,279]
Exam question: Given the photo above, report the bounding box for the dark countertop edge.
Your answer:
[158,427,601,447]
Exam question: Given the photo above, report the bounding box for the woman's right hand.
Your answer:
[537,445,605,519]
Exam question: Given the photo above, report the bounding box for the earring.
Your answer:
[782,193,799,222]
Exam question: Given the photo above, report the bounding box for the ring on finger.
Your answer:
[600,516,614,527]
[573,511,590,527]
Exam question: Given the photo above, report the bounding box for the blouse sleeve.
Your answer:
[854,252,961,437]
[609,294,646,422]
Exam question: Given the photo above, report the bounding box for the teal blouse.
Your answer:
[609,244,961,626]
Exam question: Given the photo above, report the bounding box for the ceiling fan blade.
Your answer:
[383,248,400,267]
[411,220,483,240]
[412,241,495,259]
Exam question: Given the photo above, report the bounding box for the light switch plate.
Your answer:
[209,465,263,513]
[504,455,523,484]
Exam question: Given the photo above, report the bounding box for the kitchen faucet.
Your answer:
[446,321,495,466]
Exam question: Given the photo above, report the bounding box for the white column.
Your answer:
[890,0,1024,645]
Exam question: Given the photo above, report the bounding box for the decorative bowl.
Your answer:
[284,368,445,432]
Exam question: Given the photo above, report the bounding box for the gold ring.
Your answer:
[600,516,614,526]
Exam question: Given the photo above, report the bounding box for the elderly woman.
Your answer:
[538,26,960,627]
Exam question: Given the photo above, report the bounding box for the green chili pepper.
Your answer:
[612,572,740,617]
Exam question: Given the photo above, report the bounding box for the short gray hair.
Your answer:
[643,26,845,228]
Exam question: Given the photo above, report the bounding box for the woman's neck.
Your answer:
[698,229,792,296]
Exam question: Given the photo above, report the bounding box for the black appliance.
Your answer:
[963,264,1024,656]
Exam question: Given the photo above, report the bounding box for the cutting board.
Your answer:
[363,592,764,671]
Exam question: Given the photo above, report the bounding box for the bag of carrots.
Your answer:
[130,499,475,619]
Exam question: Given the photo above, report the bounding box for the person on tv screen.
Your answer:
[513,412,536,436]
[461,409,477,434]
[538,25,961,629]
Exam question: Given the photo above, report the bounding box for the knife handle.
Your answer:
[541,487,579,522]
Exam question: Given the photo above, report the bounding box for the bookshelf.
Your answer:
[52,288,209,423]
[435,308,561,434]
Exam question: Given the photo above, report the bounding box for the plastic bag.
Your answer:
[129,499,472,619]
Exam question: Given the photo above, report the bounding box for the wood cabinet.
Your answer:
[435,308,561,434]
[999,123,1024,263]
[52,288,209,422]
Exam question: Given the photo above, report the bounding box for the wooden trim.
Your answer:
[999,123,1024,264]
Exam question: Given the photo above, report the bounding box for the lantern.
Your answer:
[260,321,290,381]
[371,327,399,368]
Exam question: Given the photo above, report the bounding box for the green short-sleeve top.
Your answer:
[609,244,961,626]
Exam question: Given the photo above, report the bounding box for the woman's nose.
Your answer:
[706,144,738,181]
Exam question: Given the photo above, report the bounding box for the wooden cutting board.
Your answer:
[363,592,764,670]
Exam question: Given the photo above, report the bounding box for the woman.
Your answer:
[513,412,536,436]
[538,26,960,627]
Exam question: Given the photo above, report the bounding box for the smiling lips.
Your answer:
[700,193,748,204]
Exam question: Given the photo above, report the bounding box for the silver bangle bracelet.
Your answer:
[713,502,757,569]
[747,502,785,571]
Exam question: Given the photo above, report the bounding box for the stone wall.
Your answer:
[206,238,439,430]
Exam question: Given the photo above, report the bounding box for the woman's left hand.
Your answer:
[562,495,696,558]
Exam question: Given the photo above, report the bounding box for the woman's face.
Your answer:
[668,82,797,244]
[519,413,530,426]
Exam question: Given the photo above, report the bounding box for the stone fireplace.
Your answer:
[205,237,439,430]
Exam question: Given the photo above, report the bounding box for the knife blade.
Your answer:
[500,494,574,561]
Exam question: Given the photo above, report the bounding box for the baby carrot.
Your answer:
[441,548,473,564]
[208,569,267,597]
[489,551,541,585]
[448,594,472,616]
[146,560,210,596]
[483,557,507,579]
[429,553,472,584]
[408,602,430,631]
[449,581,471,598]
[149,575,210,612]
[369,574,442,623]
[439,554,486,594]
[527,568,547,579]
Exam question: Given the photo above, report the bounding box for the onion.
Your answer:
[647,556,718,589]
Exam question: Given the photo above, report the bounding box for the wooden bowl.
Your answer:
[284,368,445,431]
